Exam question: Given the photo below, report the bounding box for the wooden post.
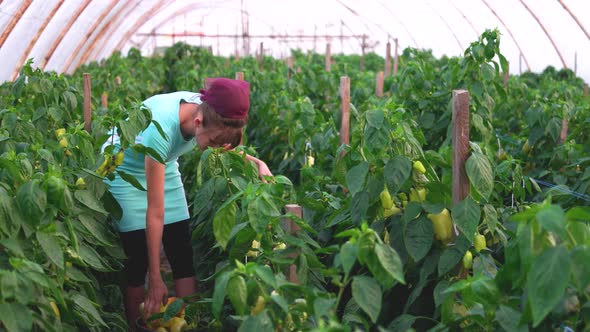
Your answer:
[452,90,470,279]
[235,72,244,81]
[283,204,302,283]
[83,73,92,133]
[287,56,294,79]
[452,90,470,207]
[340,76,351,148]
[101,93,108,109]
[584,83,588,97]
[360,35,366,71]
[385,41,391,76]
[503,62,509,88]
[376,71,384,97]
[325,43,331,72]
[393,38,399,75]
[559,117,568,144]
[258,42,264,70]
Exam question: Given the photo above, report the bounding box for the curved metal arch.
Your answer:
[447,0,479,39]
[480,0,531,71]
[375,0,420,48]
[111,0,177,60]
[0,0,32,48]
[136,3,217,51]
[71,0,142,72]
[333,0,378,38]
[11,0,64,81]
[557,0,590,41]
[331,0,417,50]
[422,0,463,52]
[62,0,119,73]
[118,2,281,59]
[41,0,91,69]
[519,0,567,68]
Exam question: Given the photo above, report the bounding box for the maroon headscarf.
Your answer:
[199,78,250,119]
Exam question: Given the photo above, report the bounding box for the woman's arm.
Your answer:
[244,153,273,179]
[221,144,273,180]
[143,156,168,319]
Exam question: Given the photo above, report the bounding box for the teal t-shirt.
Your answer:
[105,91,200,232]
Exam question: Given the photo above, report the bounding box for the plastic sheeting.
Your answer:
[0,0,589,83]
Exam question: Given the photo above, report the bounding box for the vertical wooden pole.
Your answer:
[503,62,509,88]
[326,43,331,72]
[283,204,302,284]
[258,42,264,70]
[453,90,471,279]
[559,117,568,144]
[101,93,108,109]
[83,73,92,133]
[452,90,470,207]
[235,72,244,81]
[584,83,588,97]
[385,41,391,76]
[376,71,384,97]
[288,56,294,79]
[340,77,351,148]
[393,38,399,75]
[360,35,366,71]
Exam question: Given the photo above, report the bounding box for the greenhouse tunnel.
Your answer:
[2,1,590,332]
[0,0,589,83]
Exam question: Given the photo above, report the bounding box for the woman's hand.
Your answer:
[255,159,273,180]
[243,154,273,181]
[143,275,168,321]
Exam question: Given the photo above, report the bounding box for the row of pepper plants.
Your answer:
[0,28,589,331]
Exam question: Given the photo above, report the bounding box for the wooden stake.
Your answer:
[340,76,351,148]
[559,117,568,144]
[258,42,264,70]
[326,43,331,72]
[376,71,384,97]
[452,90,470,281]
[235,72,244,81]
[503,62,509,88]
[83,73,92,133]
[452,90,470,207]
[393,38,399,75]
[101,93,108,109]
[360,35,366,72]
[385,41,391,76]
[283,204,302,284]
[287,57,294,79]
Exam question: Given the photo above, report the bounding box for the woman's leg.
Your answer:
[162,220,197,297]
[120,229,149,331]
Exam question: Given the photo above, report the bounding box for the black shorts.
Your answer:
[119,220,195,287]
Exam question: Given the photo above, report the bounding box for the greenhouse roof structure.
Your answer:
[0,0,589,83]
